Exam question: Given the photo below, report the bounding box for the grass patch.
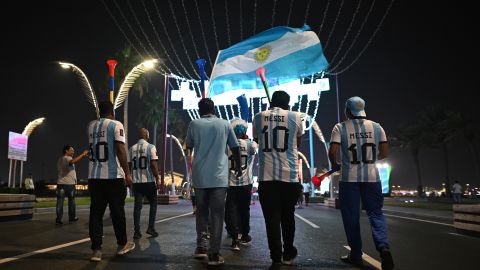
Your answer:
[35,197,135,208]
[384,201,452,211]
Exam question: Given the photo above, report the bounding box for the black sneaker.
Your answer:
[146,227,159,237]
[133,230,142,239]
[340,254,363,266]
[207,253,225,266]
[269,261,282,270]
[239,235,252,246]
[282,246,298,265]
[69,217,79,223]
[55,220,63,225]
[193,247,208,259]
[380,248,394,270]
[231,240,240,251]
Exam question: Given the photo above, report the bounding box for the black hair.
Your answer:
[271,90,290,110]
[99,101,114,117]
[62,145,73,154]
[198,98,215,116]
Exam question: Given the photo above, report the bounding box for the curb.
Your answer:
[382,208,453,223]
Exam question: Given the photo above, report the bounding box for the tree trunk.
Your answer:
[413,151,423,197]
[443,143,451,198]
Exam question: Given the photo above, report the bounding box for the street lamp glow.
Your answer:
[60,62,71,69]
[142,59,158,70]
[22,117,45,136]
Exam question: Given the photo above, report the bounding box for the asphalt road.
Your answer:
[0,200,478,270]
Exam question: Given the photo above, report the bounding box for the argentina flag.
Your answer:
[209,25,329,97]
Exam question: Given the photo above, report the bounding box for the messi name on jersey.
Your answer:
[264,115,285,122]
[349,132,373,139]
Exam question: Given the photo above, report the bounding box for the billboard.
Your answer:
[8,132,28,161]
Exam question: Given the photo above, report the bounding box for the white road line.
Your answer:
[294,213,320,228]
[155,212,193,223]
[384,214,453,227]
[0,238,90,265]
[344,246,381,269]
[0,212,192,265]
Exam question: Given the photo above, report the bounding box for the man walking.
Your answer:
[328,96,394,270]
[185,98,242,266]
[129,128,160,239]
[224,119,258,251]
[252,90,303,269]
[87,101,135,262]
[55,145,89,225]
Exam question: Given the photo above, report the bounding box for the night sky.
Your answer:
[1,0,477,189]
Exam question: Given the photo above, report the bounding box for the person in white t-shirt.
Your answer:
[452,181,463,203]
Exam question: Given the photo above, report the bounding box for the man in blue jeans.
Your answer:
[185,98,242,266]
[328,96,394,270]
[56,145,89,225]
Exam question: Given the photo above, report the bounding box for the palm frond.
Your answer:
[114,59,158,109]
[59,62,99,118]
[22,117,45,136]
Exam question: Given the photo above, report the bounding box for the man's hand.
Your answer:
[81,150,89,157]
[125,174,133,188]
[332,163,341,172]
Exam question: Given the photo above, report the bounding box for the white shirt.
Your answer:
[330,118,387,182]
[253,107,304,183]
[87,118,126,179]
[228,139,258,186]
[129,139,158,183]
[452,183,462,194]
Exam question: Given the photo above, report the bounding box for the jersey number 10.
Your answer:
[348,143,377,164]
[261,126,289,152]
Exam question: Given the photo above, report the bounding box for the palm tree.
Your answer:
[393,122,428,197]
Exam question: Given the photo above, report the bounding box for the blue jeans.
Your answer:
[195,187,227,255]
[56,184,76,222]
[453,193,462,203]
[133,182,158,231]
[339,182,390,260]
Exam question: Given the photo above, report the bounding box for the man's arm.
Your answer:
[151,160,160,187]
[68,150,89,165]
[230,146,242,177]
[115,141,132,187]
[328,143,341,171]
[378,142,388,160]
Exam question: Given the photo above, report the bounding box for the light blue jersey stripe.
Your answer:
[107,121,117,179]
[269,111,277,180]
[136,143,142,182]
[360,121,369,182]
[287,112,296,182]
[94,119,105,179]
[373,122,382,181]
[352,120,363,182]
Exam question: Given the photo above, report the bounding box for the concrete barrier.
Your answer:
[0,194,36,221]
[453,204,480,237]
[157,194,179,205]
[325,198,341,209]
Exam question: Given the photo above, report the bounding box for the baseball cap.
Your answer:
[345,96,366,117]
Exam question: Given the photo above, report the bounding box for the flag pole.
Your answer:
[255,67,271,104]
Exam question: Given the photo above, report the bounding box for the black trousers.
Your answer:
[88,179,127,250]
[225,184,252,238]
[259,181,299,262]
[133,182,158,231]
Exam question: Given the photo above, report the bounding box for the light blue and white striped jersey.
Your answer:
[87,118,126,179]
[185,115,240,188]
[228,139,258,186]
[330,119,387,182]
[253,107,304,183]
[129,139,158,183]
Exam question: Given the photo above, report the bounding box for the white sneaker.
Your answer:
[90,250,102,262]
[117,242,135,255]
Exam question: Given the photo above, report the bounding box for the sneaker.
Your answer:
[231,241,240,251]
[193,247,208,259]
[282,246,298,265]
[207,253,225,266]
[269,261,282,270]
[146,227,159,237]
[133,230,142,239]
[239,235,252,246]
[55,220,63,225]
[380,248,394,270]
[340,254,363,266]
[90,250,102,262]
[116,242,135,255]
[69,217,79,223]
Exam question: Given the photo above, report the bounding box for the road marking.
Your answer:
[0,212,191,265]
[344,246,381,269]
[0,238,90,265]
[155,212,193,223]
[384,214,453,227]
[294,213,320,228]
